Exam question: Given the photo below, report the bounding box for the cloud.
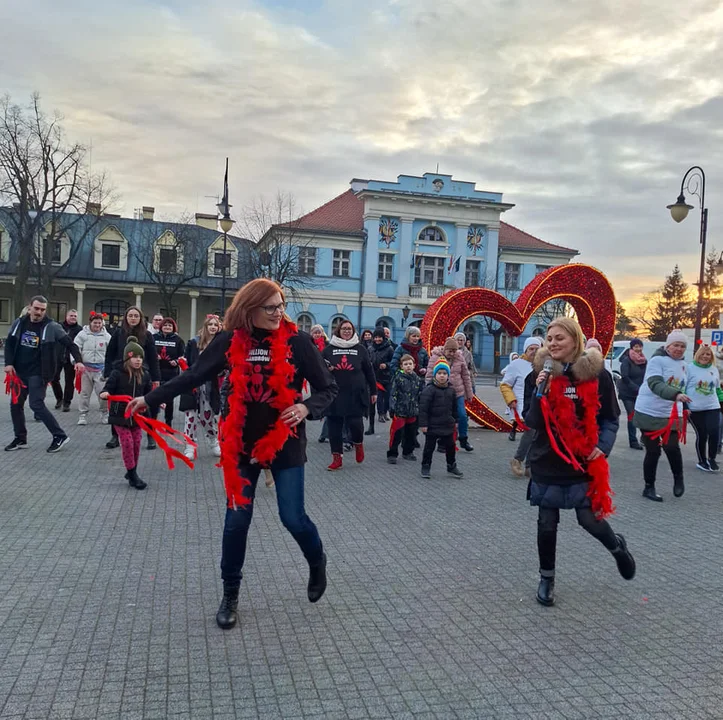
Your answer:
[1,0,722,304]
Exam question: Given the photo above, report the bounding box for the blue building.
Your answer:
[263,173,578,372]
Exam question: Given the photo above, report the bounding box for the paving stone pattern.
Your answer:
[1,387,723,719]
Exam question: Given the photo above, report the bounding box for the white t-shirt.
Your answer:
[501,357,533,406]
[634,353,687,419]
[685,362,721,412]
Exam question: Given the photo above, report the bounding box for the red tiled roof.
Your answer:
[283,188,577,254]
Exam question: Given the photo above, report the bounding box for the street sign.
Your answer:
[711,330,723,346]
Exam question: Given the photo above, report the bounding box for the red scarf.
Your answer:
[219,320,298,509]
[540,375,615,519]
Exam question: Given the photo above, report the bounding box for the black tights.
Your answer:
[537,507,619,577]
[328,416,364,454]
[641,432,683,486]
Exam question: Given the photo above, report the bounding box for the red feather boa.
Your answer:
[74,367,83,393]
[219,319,299,509]
[540,376,615,519]
[5,374,26,404]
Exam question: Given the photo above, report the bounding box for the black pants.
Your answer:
[689,409,720,464]
[11,375,66,441]
[537,507,619,576]
[621,398,639,445]
[151,397,175,426]
[422,432,456,468]
[328,415,364,454]
[51,362,75,406]
[388,418,418,457]
[641,432,683,485]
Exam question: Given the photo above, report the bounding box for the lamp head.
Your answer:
[667,193,693,223]
[219,215,234,233]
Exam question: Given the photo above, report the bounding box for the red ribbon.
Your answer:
[388,415,415,448]
[644,402,688,446]
[74,366,83,393]
[106,394,197,469]
[513,407,530,432]
[4,374,26,404]
[178,357,189,372]
[376,382,385,392]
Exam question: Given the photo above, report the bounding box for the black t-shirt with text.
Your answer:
[14,321,44,377]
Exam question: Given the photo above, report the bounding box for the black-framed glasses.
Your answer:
[260,302,286,316]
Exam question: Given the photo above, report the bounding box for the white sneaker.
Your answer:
[211,440,221,457]
[183,445,196,460]
[101,415,109,424]
[77,415,87,425]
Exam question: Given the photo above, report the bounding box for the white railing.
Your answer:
[408,285,450,302]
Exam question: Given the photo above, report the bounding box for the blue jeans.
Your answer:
[11,375,66,441]
[456,396,469,437]
[220,464,323,586]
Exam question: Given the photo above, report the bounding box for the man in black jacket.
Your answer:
[4,296,84,452]
[50,309,82,411]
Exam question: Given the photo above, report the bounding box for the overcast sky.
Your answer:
[2,0,722,308]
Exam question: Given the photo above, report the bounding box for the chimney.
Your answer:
[195,212,218,231]
[86,202,101,215]
[142,206,155,221]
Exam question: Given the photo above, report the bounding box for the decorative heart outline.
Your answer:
[420,264,616,431]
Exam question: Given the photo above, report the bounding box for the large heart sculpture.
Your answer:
[420,264,616,431]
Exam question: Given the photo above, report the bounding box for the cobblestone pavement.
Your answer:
[1,387,723,720]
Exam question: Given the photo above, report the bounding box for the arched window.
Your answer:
[417,225,446,243]
[375,316,394,329]
[296,313,313,334]
[95,299,129,328]
[329,315,347,336]
[532,326,545,337]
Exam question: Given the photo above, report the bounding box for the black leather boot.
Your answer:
[612,534,636,580]
[536,576,555,606]
[642,484,663,502]
[126,467,147,490]
[307,552,327,603]
[106,435,119,449]
[673,474,685,498]
[459,437,473,452]
[216,584,240,629]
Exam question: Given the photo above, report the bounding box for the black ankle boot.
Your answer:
[508,429,517,441]
[642,485,663,502]
[216,584,240,629]
[308,552,327,603]
[536,576,555,606]
[126,467,147,490]
[673,475,685,498]
[106,435,119,449]
[612,534,636,579]
[459,437,473,452]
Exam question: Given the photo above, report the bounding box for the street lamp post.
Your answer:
[667,166,708,344]
[217,158,234,316]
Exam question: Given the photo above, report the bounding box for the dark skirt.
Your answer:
[528,478,591,509]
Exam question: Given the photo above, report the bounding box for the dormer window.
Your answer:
[101,243,121,268]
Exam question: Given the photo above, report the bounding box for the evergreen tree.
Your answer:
[646,265,694,341]
[614,301,636,339]
[700,249,722,328]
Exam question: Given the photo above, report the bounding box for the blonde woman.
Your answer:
[179,315,223,459]
[685,343,721,472]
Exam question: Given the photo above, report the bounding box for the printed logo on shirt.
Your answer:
[666,375,686,392]
[564,385,578,400]
[695,379,716,396]
[20,331,40,349]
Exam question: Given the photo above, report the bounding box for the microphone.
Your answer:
[536,358,554,398]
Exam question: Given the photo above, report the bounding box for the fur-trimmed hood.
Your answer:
[533,347,604,383]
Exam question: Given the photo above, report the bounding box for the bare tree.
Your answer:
[0,93,115,310]
[533,298,576,326]
[127,212,209,318]
[240,191,321,301]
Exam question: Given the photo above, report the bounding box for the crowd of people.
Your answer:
[5,285,722,617]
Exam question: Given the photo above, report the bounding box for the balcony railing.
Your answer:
[409,284,451,301]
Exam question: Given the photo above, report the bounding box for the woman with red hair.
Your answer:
[127,279,337,629]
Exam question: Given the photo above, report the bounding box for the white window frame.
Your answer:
[414,256,445,285]
[296,313,313,333]
[158,246,179,273]
[207,236,238,278]
[94,226,129,271]
[504,263,521,290]
[378,252,394,281]
[500,332,514,356]
[465,260,480,287]
[0,298,10,323]
[332,249,351,277]
[298,247,316,275]
[417,225,447,244]
[100,243,121,269]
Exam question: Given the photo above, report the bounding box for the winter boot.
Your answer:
[125,467,147,490]
[216,583,240,629]
[327,453,343,471]
[536,576,555,606]
[364,418,375,436]
[508,428,517,441]
[447,464,464,478]
[307,551,327,603]
[106,435,120,449]
[354,443,365,463]
[642,484,663,502]
[611,534,636,580]
[420,465,431,479]
[673,474,685,498]
[459,437,474,452]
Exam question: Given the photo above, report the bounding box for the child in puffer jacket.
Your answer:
[387,354,425,463]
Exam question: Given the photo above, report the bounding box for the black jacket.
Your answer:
[5,315,82,383]
[178,337,221,414]
[418,382,458,435]
[369,338,395,387]
[618,350,647,401]
[102,369,153,428]
[322,341,376,417]
[144,328,337,470]
[104,327,160,382]
[154,332,186,381]
[389,370,424,418]
[60,321,82,364]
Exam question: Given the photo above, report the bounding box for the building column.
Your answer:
[455,223,468,287]
[189,290,199,338]
[132,286,144,309]
[398,217,414,296]
[73,283,86,320]
[362,214,380,296]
